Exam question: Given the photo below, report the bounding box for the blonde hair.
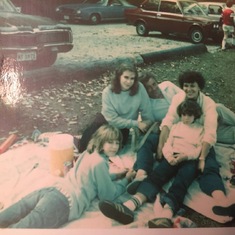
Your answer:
[87,124,123,154]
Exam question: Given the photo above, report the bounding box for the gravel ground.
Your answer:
[56,23,219,67]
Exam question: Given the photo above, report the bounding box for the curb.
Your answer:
[24,44,208,88]
[82,43,208,71]
[140,43,208,63]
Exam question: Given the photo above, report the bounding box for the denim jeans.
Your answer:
[133,133,159,175]
[197,147,226,196]
[137,158,198,214]
[216,103,235,144]
[0,187,70,228]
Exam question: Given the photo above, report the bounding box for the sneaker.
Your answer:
[148,217,173,228]
[126,175,147,195]
[99,200,134,225]
[212,203,235,217]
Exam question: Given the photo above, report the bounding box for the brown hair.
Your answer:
[226,0,233,8]
[111,63,139,96]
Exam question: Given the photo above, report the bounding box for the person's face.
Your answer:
[120,70,135,91]
[145,77,158,98]
[103,140,120,157]
[181,114,195,125]
[183,82,200,100]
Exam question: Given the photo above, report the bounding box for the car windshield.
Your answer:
[0,0,18,12]
[179,1,206,16]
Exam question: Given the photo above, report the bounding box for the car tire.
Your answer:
[136,22,149,36]
[189,27,204,44]
[89,14,101,25]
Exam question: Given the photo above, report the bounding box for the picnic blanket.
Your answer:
[0,132,234,228]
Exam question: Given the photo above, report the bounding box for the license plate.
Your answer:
[64,15,70,20]
[17,52,37,61]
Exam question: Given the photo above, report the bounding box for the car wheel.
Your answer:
[89,14,100,25]
[189,27,204,44]
[136,22,149,36]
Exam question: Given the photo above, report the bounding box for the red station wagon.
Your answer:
[125,0,222,43]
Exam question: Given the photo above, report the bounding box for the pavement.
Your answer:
[24,43,208,88]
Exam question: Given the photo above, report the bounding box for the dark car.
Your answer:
[124,0,222,43]
[55,0,137,24]
[11,0,84,19]
[0,0,73,68]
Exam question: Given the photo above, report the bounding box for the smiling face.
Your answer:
[103,140,120,157]
[183,82,200,100]
[120,70,135,91]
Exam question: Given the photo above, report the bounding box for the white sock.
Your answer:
[123,195,143,211]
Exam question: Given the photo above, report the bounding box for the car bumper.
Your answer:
[0,44,73,62]
[57,13,82,21]
[0,27,73,62]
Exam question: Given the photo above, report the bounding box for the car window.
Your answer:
[142,0,160,11]
[179,1,205,16]
[109,0,122,6]
[208,5,223,15]
[0,0,17,12]
[159,1,181,14]
[199,4,208,14]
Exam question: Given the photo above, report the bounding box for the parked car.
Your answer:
[55,0,137,24]
[0,0,73,69]
[11,0,84,19]
[124,0,223,43]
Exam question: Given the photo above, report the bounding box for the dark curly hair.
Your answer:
[111,63,139,96]
[178,71,205,90]
[177,99,202,120]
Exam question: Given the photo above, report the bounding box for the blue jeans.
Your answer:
[133,133,159,175]
[197,147,226,196]
[0,187,70,228]
[216,103,235,144]
[136,158,198,214]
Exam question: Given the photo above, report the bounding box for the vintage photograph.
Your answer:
[0,0,235,233]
